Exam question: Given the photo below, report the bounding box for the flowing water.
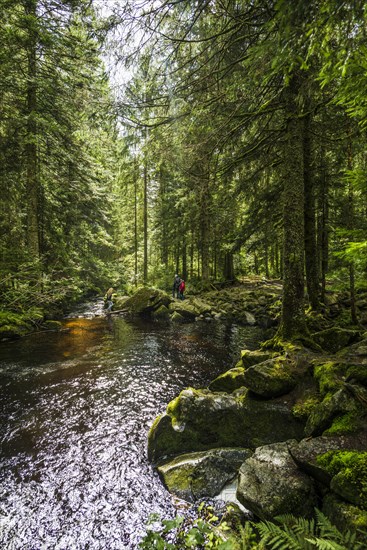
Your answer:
[0,301,263,549]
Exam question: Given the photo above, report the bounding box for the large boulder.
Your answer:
[339,338,367,365]
[240,349,280,368]
[322,493,367,535]
[242,356,297,398]
[168,301,199,320]
[209,367,246,393]
[288,434,367,486]
[123,287,171,315]
[305,384,367,437]
[312,327,362,354]
[236,441,318,520]
[148,387,305,463]
[157,448,252,502]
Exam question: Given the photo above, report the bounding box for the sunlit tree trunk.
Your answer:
[25,0,40,259]
[278,75,306,340]
[143,158,148,285]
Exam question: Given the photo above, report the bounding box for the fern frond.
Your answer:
[256,520,303,550]
[306,536,348,550]
[314,509,344,542]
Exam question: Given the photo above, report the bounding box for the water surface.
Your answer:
[0,303,262,549]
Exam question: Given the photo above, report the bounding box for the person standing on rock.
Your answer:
[172,274,181,298]
[178,278,185,300]
[104,287,114,313]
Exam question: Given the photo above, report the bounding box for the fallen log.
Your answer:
[106,308,128,316]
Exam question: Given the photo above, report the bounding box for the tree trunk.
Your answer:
[303,110,319,310]
[200,168,210,283]
[318,145,329,304]
[347,134,358,325]
[278,75,306,340]
[134,162,138,286]
[25,0,39,258]
[223,250,235,281]
[143,158,148,285]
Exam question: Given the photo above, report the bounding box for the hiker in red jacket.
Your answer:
[178,279,185,300]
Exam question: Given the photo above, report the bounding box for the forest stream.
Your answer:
[0,301,264,550]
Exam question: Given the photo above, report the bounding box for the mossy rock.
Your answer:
[317,450,367,509]
[148,387,305,463]
[237,441,318,521]
[312,327,362,354]
[209,367,246,393]
[338,338,367,365]
[305,385,367,437]
[313,361,348,397]
[242,356,297,398]
[288,435,367,487]
[171,311,186,323]
[152,305,170,320]
[157,447,252,502]
[322,492,367,537]
[346,364,367,387]
[123,287,171,315]
[169,301,198,319]
[189,297,213,315]
[113,295,130,309]
[240,349,279,368]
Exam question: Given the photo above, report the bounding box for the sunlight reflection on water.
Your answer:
[0,311,262,549]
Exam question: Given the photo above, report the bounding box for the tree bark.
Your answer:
[303,110,320,310]
[278,75,306,340]
[25,0,39,259]
[143,158,148,285]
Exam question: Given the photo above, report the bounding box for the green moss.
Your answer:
[316,451,367,509]
[292,394,320,420]
[324,411,363,436]
[313,361,347,397]
[346,365,367,387]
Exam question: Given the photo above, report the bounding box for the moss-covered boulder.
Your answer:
[171,311,186,323]
[242,356,297,398]
[209,367,246,393]
[338,338,367,365]
[152,305,170,320]
[168,301,199,319]
[157,448,252,502]
[240,349,280,368]
[122,287,171,316]
[313,361,348,397]
[237,441,318,520]
[305,385,367,437]
[148,387,305,463]
[322,493,367,535]
[288,435,367,487]
[316,450,367,510]
[312,327,362,354]
[346,364,367,387]
[189,297,213,315]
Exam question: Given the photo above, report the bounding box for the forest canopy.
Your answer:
[1,0,366,336]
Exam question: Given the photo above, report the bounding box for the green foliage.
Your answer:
[139,505,240,549]
[316,451,367,509]
[256,508,366,550]
[140,508,366,550]
[292,393,321,421]
[313,362,347,397]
